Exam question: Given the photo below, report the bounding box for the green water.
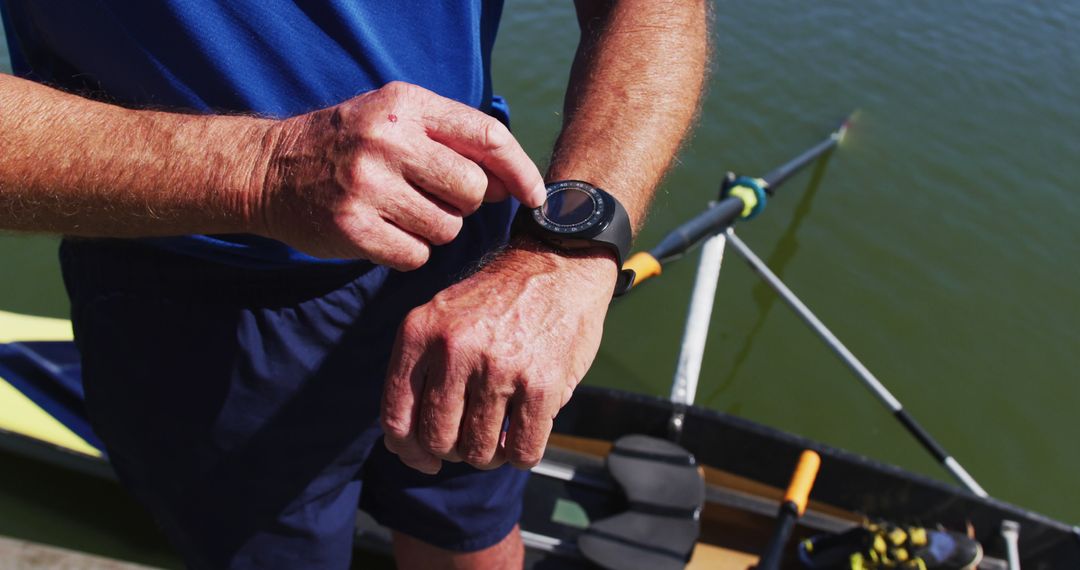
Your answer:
[2,1,1079,565]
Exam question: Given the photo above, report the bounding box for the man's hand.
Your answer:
[0,76,545,250]
[258,81,546,268]
[381,244,618,473]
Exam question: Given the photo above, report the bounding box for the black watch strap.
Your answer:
[512,180,636,297]
[605,198,636,296]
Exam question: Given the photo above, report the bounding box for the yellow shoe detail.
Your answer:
[908,527,928,546]
[888,527,908,546]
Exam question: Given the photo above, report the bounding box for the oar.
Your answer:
[703,153,834,405]
[627,116,852,440]
[625,114,989,497]
[624,115,852,280]
[756,450,822,570]
[722,229,988,497]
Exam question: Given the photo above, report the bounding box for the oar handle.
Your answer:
[651,195,746,264]
[620,113,855,291]
[757,450,822,570]
[623,252,662,289]
[784,450,821,516]
[621,195,744,291]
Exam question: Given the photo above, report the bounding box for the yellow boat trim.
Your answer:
[0,376,102,458]
[0,310,73,343]
[0,310,95,456]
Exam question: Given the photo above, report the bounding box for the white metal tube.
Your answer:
[1001,520,1021,570]
[725,228,989,498]
[669,232,728,406]
[944,457,989,499]
[724,228,902,410]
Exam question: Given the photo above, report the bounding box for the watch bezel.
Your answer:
[531,180,614,238]
[512,179,636,297]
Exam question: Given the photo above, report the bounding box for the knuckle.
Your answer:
[429,215,463,246]
[518,374,555,399]
[462,448,493,467]
[509,448,543,469]
[358,121,383,144]
[484,358,512,382]
[414,392,456,455]
[467,457,503,471]
[352,113,398,148]
[479,119,512,153]
[336,206,372,234]
[382,80,412,97]
[393,244,430,271]
[477,457,507,471]
[459,432,494,465]
[425,157,485,212]
[380,81,426,107]
[457,168,487,211]
[381,415,412,442]
[334,212,374,257]
[437,329,463,355]
[466,166,488,191]
[400,311,427,340]
[418,430,455,456]
[355,115,394,147]
[441,329,479,362]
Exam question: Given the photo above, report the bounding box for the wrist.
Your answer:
[510,179,634,295]
[156,111,284,237]
[245,108,338,245]
[233,116,291,238]
[501,235,620,290]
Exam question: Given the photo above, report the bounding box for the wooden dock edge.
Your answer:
[0,536,162,569]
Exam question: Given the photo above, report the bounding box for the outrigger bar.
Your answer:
[624,114,990,498]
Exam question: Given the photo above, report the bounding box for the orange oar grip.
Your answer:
[783,450,821,516]
[623,252,662,288]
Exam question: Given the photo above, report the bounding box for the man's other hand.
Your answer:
[380,245,618,474]
[258,81,546,268]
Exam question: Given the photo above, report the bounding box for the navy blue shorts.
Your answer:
[60,206,528,569]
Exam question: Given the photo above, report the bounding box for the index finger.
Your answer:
[420,102,546,208]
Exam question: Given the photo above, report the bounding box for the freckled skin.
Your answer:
[382,240,613,472]
[0,79,547,260]
[265,82,546,265]
[0,1,708,567]
[379,0,708,565]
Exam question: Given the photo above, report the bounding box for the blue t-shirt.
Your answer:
[0,0,508,267]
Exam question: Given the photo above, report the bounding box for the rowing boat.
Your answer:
[3,327,1078,568]
[2,120,1078,569]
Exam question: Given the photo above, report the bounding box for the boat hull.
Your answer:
[1,338,1077,568]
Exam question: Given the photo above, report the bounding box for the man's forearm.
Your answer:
[0,73,271,236]
[550,0,709,230]
[502,0,708,282]
[379,2,708,476]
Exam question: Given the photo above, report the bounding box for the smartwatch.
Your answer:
[512,180,636,296]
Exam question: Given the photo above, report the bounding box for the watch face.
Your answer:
[534,181,606,234]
